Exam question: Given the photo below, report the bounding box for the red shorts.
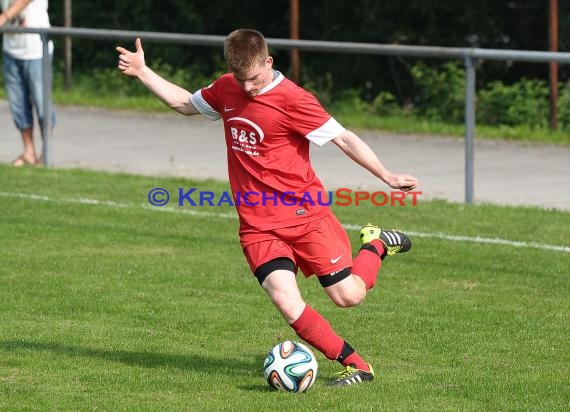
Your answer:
[240,213,353,278]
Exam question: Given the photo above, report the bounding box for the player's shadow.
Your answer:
[0,339,258,378]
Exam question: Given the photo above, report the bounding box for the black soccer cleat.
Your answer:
[359,224,412,256]
[327,363,375,387]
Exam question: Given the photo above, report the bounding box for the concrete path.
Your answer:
[1,100,569,211]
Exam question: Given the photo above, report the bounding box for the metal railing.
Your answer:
[3,26,570,203]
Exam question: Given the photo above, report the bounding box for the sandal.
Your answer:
[12,154,37,167]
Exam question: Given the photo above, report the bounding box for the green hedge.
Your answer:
[1,56,569,131]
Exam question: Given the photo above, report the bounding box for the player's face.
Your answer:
[233,57,273,97]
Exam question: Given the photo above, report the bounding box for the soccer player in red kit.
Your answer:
[117,29,418,387]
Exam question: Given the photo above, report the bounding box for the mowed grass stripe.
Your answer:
[1,190,569,253]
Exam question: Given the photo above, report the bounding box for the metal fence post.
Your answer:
[41,33,52,166]
[464,56,476,204]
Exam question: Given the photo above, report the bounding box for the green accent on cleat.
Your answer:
[359,224,412,256]
[327,364,375,387]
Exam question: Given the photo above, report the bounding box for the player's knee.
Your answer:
[271,290,295,310]
[270,290,305,320]
[331,289,366,308]
[323,271,367,308]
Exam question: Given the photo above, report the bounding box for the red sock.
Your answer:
[291,306,370,371]
[290,305,344,360]
[337,341,370,371]
[343,353,370,371]
[351,239,384,289]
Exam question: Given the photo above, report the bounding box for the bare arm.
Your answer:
[332,129,418,191]
[0,0,33,25]
[116,38,199,116]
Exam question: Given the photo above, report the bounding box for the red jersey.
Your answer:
[191,72,345,231]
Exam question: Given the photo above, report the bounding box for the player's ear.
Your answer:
[265,56,273,68]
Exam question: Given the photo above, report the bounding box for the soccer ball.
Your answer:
[263,340,318,393]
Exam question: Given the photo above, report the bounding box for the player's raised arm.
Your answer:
[332,129,418,191]
[116,38,199,116]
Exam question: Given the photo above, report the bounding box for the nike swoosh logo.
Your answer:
[330,255,342,264]
[224,106,235,112]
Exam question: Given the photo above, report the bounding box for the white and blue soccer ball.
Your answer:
[263,340,318,393]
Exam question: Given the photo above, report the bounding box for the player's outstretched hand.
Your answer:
[116,37,145,77]
[386,174,418,192]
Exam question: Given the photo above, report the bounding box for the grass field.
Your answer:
[1,165,569,411]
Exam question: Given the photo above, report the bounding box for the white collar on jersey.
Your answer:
[257,70,284,95]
